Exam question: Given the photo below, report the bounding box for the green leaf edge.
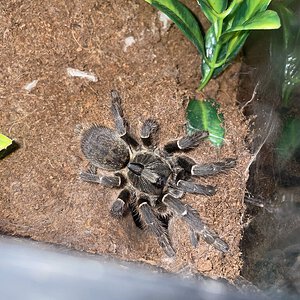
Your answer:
[225,10,281,33]
[0,133,13,151]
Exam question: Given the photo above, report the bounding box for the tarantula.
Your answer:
[80,90,236,257]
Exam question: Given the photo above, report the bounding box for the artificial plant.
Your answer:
[144,0,281,147]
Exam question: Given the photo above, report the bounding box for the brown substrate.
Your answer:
[0,0,250,278]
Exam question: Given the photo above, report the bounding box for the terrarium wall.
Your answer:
[240,1,300,297]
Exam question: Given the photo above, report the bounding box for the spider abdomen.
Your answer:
[128,152,171,195]
[81,125,130,171]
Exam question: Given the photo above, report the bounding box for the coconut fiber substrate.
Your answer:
[0,0,251,279]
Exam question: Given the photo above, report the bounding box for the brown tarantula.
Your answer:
[80,90,236,257]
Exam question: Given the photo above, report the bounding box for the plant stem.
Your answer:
[198,42,222,91]
[198,14,224,91]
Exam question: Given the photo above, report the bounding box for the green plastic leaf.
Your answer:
[213,31,249,77]
[276,118,300,162]
[282,50,300,106]
[206,0,228,14]
[196,0,218,23]
[223,31,248,61]
[186,98,225,147]
[145,0,205,55]
[226,10,281,32]
[244,0,272,18]
[145,0,281,91]
[0,134,12,151]
[276,5,293,49]
[229,0,272,29]
[200,28,248,86]
[273,3,300,106]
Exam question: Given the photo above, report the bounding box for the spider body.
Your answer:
[80,90,236,256]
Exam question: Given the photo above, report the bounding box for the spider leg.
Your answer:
[80,171,123,187]
[177,180,216,196]
[111,90,126,136]
[138,195,176,257]
[189,228,200,248]
[110,188,131,218]
[162,194,229,253]
[140,119,159,148]
[163,131,208,154]
[110,90,139,148]
[177,156,236,177]
[165,188,200,247]
[166,187,200,247]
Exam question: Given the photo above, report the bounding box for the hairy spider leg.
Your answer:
[171,157,216,196]
[162,194,229,253]
[176,180,216,196]
[110,90,139,148]
[140,119,159,148]
[138,195,176,257]
[110,90,126,136]
[163,131,208,153]
[110,188,131,218]
[177,156,236,177]
[189,228,200,248]
[80,172,123,187]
